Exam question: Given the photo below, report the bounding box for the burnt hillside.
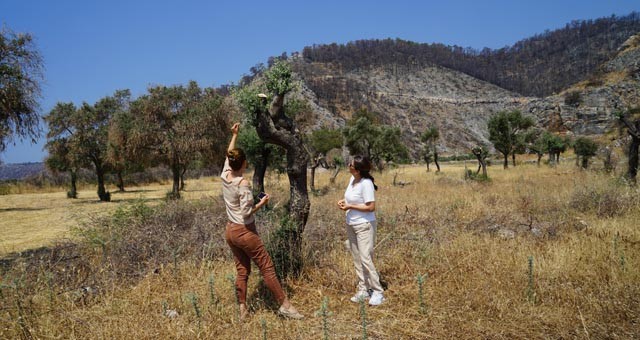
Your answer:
[300,12,640,97]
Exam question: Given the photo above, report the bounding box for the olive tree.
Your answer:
[237,61,310,277]
[488,110,534,168]
[421,126,440,172]
[44,95,116,202]
[343,108,407,169]
[128,81,228,199]
[0,28,44,155]
[573,137,598,169]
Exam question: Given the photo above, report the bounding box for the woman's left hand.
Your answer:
[337,199,348,211]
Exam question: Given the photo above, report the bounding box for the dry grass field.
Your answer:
[1,160,639,339]
[0,178,221,254]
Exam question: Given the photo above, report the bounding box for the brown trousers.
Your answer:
[225,222,286,305]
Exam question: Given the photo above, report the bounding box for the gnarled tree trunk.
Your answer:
[255,94,310,276]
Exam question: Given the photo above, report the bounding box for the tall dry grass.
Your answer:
[1,161,639,339]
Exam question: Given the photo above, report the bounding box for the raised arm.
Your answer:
[228,123,240,152]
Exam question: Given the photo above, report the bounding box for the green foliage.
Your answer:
[417,273,428,314]
[234,85,266,126]
[359,297,368,340]
[308,128,342,155]
[315,297,332,340]
[574,137,598,168]
[44,90,131,201]
[265,60,296,95]
[238,126,286,172]
[488,110,535,167]
[343,108,408,167]
[0,27,44,152]
[266,215,304,279]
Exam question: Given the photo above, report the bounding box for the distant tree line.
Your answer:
[300,13,640,97]
[45,83,231,201]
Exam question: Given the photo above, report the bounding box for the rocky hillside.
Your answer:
[283,31,639,159]
[289,59,528,157]
[525,34,640,138]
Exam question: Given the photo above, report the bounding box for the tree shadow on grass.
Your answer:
[0,207,48,212]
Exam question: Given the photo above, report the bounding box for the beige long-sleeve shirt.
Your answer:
[220,158,255,225]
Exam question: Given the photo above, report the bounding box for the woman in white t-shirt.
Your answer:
[337,155,385,306]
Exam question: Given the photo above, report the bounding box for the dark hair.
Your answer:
[226,148,246,171]
[352,155,378,190]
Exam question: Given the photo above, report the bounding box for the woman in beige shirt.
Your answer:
[222,122,303,320]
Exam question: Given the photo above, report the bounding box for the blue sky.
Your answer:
[1,0,638,163]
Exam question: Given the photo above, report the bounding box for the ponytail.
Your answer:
[360,170,378,191]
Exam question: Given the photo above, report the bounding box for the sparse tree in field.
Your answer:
[45,96,115,202]
[471,145,489,177]
[421,126,440,172]
[615,107,640,183]
[488,110,534,168]
[542,132,569,165]
[0,28,44,155]
[105,90,134,192]
[239,60,310,276]
[525,128,547,166]
[45,137,81,198]
[343,108,408,170]
[573,137,598,169]
[128,81,228,199]
[307,128,342,191]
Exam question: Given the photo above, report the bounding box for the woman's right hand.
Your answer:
[231,122,240,135]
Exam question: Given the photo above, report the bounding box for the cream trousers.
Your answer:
[346,220,383,294]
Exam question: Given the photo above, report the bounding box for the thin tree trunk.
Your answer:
[310,163,318,192]
[329,165,340,184]
[117,171,125,192]
[503,153,509,169]
[68,170,78,198]
[95,163,109,202]
[511,152,516,167]
[433,148,440,172]
[180,167,187,191]
[170,160,180,199]
[537,153,542,166]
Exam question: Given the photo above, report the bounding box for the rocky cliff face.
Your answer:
[524,34,640,138]
[288,34,640,158]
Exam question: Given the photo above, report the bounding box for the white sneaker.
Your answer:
[368,292,385,306]
[350,291,370,303]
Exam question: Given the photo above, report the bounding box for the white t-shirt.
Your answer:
[344,175,376,225]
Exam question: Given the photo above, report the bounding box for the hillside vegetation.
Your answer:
[1,162,638,339]
[300,13,640,97]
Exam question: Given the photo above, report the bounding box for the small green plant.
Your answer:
[526,256,536,303]
[208,274,217,306]
[225,274,239,320]
[315,296,332,340]
[359,298,368,340]
[613,234,627,270]
[261,318,268,340]
[44,271,55,307]
[417,273,428,314]
[186,292,202,329]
